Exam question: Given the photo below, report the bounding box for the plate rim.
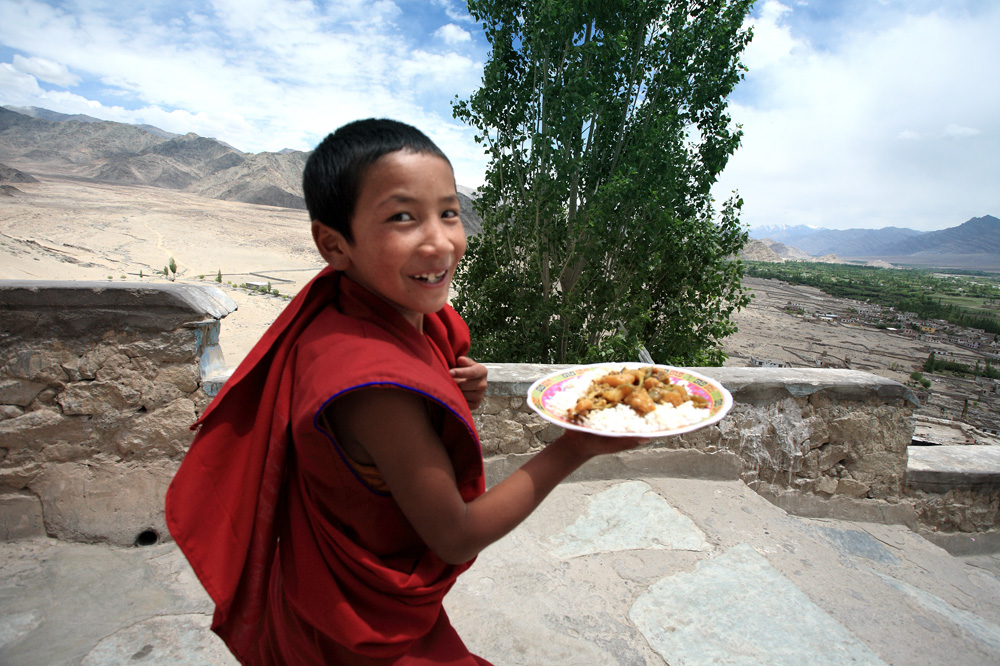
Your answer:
[525,362,734,438]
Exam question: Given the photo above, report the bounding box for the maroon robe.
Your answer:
[166,267,490,665]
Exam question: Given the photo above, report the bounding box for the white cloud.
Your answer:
[740,1,799,72]
[0,0,488,171]
[714,0,1000,231]
[434,23,472,45]
[0,63,45,98]
[397,50,481,88]
[11,54,80,86]
[943,124,980,139]
[430,0,477,24]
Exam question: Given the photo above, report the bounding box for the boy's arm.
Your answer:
[329,387,646,565]
[449,355,487,410]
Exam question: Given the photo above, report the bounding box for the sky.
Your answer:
[0,0,997,232]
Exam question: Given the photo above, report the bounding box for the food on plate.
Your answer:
[567,366,708,422]
[540,365,714,434]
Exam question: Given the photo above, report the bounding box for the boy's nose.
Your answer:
[420,218,458,255]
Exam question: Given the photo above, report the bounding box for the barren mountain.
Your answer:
[739,238,843,264]
[765,241,811,261]
[792,227,923,257]
[0,107,305,210]
[739,239,783,262]
[0,106,487,235]
[196,150,309,209]
[750,217,1000,269]
[880,215,1000,256]
[0,163,37,183]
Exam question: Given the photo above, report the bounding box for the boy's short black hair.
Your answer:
[303,118,451,243]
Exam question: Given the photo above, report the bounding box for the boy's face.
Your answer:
[315,150,465,331]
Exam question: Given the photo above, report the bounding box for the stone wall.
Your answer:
[0,281,235,545]
[476,365,918,508]
[11,280,993,548]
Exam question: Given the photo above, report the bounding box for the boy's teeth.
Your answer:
[413,272,446,283]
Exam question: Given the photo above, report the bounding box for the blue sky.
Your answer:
[1,0,997,232]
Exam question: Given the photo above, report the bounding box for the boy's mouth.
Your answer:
[410,271,448,285]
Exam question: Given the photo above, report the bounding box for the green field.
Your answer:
[744,261,1000,335]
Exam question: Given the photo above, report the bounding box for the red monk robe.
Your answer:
[166,267,492,665]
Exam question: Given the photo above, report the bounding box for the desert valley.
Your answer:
[2,105,999,445]
[3,170,1000,447]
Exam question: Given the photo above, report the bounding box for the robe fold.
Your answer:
[165,266,490,665]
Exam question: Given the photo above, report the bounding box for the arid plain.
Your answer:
[3,173,997,441]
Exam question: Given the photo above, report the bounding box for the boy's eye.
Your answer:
[442,209,459,219]
[389,212,414,222]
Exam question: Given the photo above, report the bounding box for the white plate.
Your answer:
[526,363,733,437]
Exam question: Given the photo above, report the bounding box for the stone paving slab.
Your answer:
[2,477,1000,665]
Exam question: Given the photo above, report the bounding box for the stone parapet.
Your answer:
[906,446,1000,535]
[476,364,918,504]
[0,281,235,545]
[5,281,997,548]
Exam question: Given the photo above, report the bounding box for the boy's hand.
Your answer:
[450,356,488,410]
[553,429,651,460]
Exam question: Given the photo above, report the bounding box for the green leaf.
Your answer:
[452,0,754,364]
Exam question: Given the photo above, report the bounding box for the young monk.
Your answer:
[166,118,647,665]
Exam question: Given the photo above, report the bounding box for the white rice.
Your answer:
[547,368,711,434]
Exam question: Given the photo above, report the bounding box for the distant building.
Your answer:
[749,356,791,368]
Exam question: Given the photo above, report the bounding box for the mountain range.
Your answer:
[0,106,483,236]
[747,217,1000,269]
[0,106,992,260]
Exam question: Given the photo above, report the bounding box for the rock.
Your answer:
[0,404,24,420]
[29,462,180,546]
[0,378,46,407]
[0,461,43,489]
[835,478,870,498]
[0,492,46,540]
[156,365,200,393]
[815,476,839,496]
[0,409,64,450]
[817,443,850,472]
[113,398,197,458]
[477,417,532,456]
[57,381,132,415]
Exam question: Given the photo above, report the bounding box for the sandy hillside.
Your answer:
[5,173,1000,441]
[0,173,324,364]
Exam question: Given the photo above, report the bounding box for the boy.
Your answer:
[166,119,646,665]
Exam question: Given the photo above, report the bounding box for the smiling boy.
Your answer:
[167,119,645,665]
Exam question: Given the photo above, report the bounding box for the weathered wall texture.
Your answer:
[0,281,234,545]
[2,282,995,547]
[478,366,1000,537]
[476,365,917,503]
[909,485,1000,533]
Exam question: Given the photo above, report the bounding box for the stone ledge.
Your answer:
[907,445,1000,490]
[0,280,237,336]
[482,363,920,406]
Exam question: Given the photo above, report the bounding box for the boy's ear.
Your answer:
[312,220,352,271]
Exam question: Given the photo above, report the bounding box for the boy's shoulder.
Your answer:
[291,307,466,419]
[297,304,407,360]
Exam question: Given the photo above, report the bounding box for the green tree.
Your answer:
[452,0,753,364]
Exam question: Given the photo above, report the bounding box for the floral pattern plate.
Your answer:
[526,363,733,437]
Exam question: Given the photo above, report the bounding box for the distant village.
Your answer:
[742,289,1000,437]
